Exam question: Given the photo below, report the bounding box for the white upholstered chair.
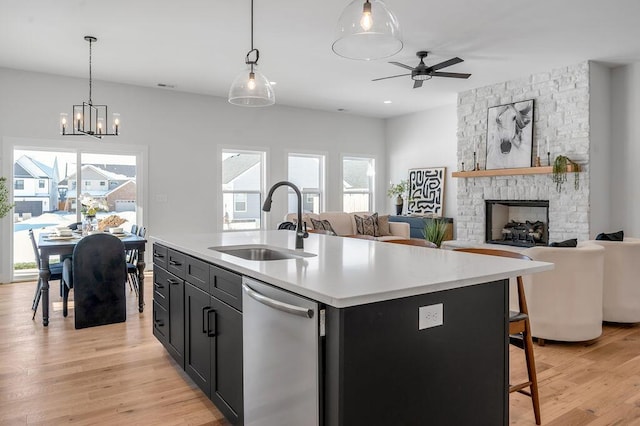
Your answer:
[522,244,605,343]
[587,237,640,323]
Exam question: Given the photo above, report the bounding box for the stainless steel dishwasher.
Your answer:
[242,277,321,426]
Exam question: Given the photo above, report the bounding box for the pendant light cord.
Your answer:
[244,0,259,71]
[88,38,93,105]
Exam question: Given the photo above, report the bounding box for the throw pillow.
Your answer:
[377,214,392,236]
[595,230,624,241]
[310,218,337,236]
[354,213,379,237]
[549,238,578,247]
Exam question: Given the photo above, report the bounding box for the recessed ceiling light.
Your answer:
[270,81,277,85]
[383,100,392,104]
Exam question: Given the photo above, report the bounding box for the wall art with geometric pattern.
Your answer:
[407,167,445,216]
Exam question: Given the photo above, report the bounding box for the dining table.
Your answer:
[37,231,147,326]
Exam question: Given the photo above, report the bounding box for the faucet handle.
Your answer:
[303,222,309,238]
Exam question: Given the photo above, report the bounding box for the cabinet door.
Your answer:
[167,276,185,368]
[209,297,243,424]
[184,283,212,396]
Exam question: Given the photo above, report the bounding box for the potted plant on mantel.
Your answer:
[552,155,581,193]
[387,180,408,215]
[0,177,15,219]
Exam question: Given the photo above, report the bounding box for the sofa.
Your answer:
[587,237,640,323]
[284,211,410,241]
[522,243,605,343]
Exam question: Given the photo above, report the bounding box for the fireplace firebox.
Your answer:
[485,200,549,247]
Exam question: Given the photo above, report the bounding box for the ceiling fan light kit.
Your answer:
[332,0,403,61]
[60,36,120,139]
[228,0,275,107]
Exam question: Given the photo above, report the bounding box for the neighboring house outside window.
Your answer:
[342,156,375,212]
[287,153,324,214]
[222,149,265,231]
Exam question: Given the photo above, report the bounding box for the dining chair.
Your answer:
[29,229,65,320]
[126,226,146,297]
[454,248,541,425]
[64,233,127,329]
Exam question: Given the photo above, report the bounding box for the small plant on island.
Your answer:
[423,218,448,248]
[552,155,580,192]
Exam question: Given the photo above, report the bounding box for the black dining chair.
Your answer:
[126,226,146,297]
[29,229,65,320]
[63,233,127,329]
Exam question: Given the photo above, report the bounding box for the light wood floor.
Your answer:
[2,277,640,425]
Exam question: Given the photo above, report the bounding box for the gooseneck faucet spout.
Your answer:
[263,181,308,249]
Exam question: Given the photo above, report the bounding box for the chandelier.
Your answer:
[60,36,120,139]
[228,0,275,107]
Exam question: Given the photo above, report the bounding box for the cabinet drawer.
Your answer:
[185,256,210,293]
[211,265,242,311]
[153,301,169,343]
[167,249,186,279]
[153,244,168,269]
[154,266,181,309]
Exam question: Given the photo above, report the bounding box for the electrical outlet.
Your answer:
[419,303,443,330]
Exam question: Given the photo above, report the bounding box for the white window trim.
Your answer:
[286,151,326,214]
[340,153,376,212]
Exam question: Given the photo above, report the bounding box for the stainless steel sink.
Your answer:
[209,244,316,261]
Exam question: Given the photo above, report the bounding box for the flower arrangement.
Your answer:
[387,180,408,203]
[80,195,107,217]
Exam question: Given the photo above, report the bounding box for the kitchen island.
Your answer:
[151,230,552,426]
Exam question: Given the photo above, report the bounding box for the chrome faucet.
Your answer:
[263,181,308,249]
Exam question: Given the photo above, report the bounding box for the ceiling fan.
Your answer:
[373,51,471,88]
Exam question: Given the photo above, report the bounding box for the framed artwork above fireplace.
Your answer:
[407,167,445,216]
[486,99,534,170]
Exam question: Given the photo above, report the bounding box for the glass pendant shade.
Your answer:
[228,65,275,107]
[332,0,402,61]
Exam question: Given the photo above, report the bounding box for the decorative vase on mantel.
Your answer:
[395,196,404,215]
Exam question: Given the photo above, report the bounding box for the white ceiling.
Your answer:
[2,0,640,118]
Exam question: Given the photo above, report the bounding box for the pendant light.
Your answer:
[60,36,120,139]
[332,0,403,61]
[228,0,275,107]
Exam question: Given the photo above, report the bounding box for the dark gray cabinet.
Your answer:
[154,243,243,425]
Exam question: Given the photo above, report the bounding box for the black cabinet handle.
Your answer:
[207,310,217,337]
[154,319,164,327]
[166,278,180,285]
[153,253,165,258]
[169,259,182,266]
[154,282,164,289]
[202,307,211,334]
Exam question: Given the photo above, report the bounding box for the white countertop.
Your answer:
[151,231,553,308]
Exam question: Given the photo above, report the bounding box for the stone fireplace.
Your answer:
[485,200,549,247]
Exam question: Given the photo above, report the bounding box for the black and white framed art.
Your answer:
[485,99,534,170]
[407,167,445,216]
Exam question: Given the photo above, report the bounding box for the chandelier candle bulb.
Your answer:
[59,113,67,135]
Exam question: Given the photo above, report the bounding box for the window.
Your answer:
[85,181,91,187]
[14,179,24,190]
[234,193,247,212]
[100,181,106,186]
[342,156,375,212]
[287,153,324,214]
[222,150,265,231]
[38,180,45,189]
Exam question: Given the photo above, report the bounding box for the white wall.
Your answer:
[588,62,612,237]
[0,67,385,282]
[611,63,640,237]
[384,105,458,222]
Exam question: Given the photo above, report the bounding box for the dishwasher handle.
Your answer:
[242,283,314,319]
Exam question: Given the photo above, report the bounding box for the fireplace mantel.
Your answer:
[452,165,577,178]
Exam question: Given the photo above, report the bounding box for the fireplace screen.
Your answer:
[485,200,549,247]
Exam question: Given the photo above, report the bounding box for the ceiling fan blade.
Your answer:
[372,73,411,82]
[389,61,415,70]
[430,57,463,71]
[413,80,423,89]
[431,71,471,79]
